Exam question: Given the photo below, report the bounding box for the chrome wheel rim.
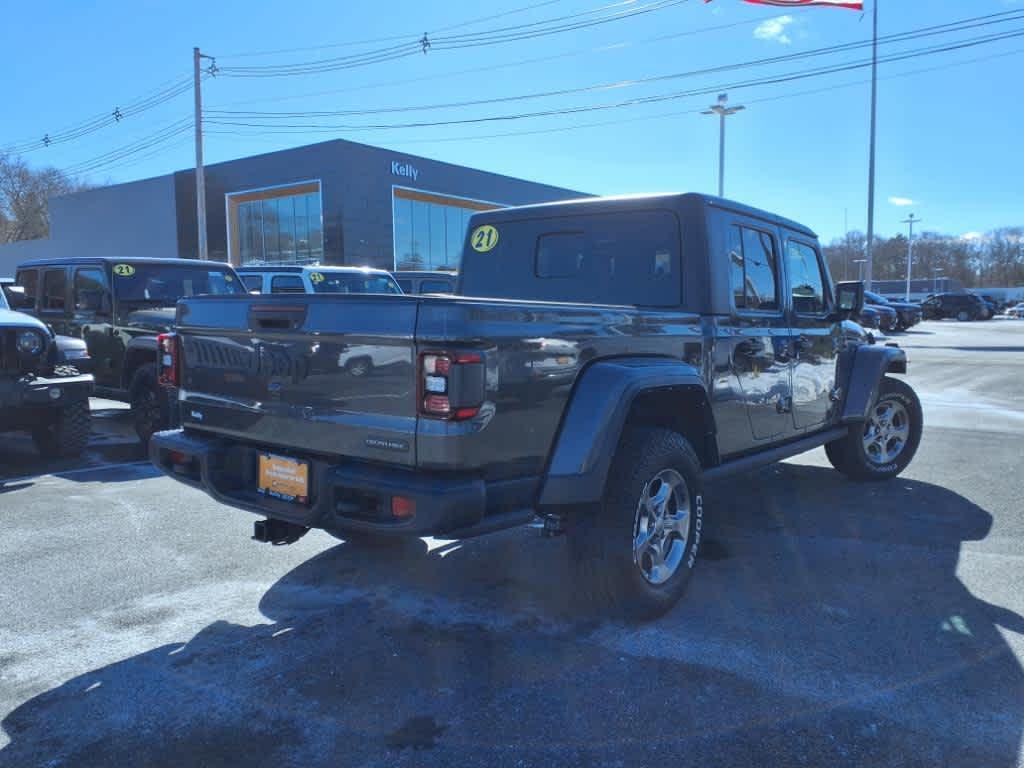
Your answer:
[633,469,690,585]
[862,399,911,465]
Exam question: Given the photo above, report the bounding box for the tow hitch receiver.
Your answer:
[253,518,309,545]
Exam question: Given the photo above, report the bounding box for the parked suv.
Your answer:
[865,291,921,331]
[14,257,244,442]
[237,265,402,295]
[152,193,923,619]
[920,292,989,321]
[392,270,457,294]
[0,281,93,458]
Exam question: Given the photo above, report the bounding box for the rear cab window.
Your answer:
[459,209,682,306]
[240,274,264,292]
[271,275,306,294]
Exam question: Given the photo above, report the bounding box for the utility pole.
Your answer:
[702,93,745,198]
[193,47,216,261]
[902,213,920,302]
[864,0,879,289]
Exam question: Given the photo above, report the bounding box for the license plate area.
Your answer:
[257,453,310,504]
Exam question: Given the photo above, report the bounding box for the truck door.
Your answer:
[71,266,118,388]
[716,222,794,455]
[783,236,841,432]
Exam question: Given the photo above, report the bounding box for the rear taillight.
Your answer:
[157,333,179,387]
[419,351,484,420]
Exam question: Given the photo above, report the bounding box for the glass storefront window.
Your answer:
[393,189,500,271]
[230,183,322,265]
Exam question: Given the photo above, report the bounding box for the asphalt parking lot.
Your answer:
[1,320,1021,767]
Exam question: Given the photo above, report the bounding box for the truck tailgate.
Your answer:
[176,294,419,466]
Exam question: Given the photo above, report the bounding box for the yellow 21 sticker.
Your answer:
[309,272,324,284]
[113,263,135,277]
[470,225,499,253]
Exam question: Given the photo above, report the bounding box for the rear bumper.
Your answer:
[0,373,93,409]
[151,429,532,537]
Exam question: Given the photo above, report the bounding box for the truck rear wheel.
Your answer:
[32,399,91,459]
[130,364,168,444]
[569,427,704,620]
[825,376,922,482]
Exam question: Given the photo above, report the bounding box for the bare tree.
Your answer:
[0,153,88,243]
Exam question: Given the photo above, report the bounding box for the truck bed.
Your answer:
[173,292,703,478]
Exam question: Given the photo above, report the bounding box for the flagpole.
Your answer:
[864,0,878,289]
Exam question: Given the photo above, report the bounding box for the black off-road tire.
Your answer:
[130,363,169,444]
[825,376,922,482]
[569,427,704,621]
[956,310,971,322]
[32,399,91,459]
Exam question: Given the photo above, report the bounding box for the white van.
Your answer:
[236,265,402,295]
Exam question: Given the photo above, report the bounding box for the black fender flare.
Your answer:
[840,344,908,423]
[538,357,712,507]
[123,335,159,389]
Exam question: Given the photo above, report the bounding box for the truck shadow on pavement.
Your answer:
[2,465,1022,767]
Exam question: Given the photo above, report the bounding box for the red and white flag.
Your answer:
[706,0,863,9]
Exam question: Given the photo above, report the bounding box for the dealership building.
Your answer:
[0,138,584,276]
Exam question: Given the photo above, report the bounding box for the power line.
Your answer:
[203,46,1024,148]
[219,0,567,58]
[206,10,1024,121]
[207,13,786,111]
[1,75,196,156]
[203,27,1024,133]
[61,118,192,176]
[217,0,688,77]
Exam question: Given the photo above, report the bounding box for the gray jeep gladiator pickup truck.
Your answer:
[151,194,922,618]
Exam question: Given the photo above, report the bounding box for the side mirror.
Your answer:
[835,281,865,318]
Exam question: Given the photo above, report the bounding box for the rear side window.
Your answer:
[241,274,263,292]
[270,275,305,293]
[42,269,67,311]
[16,269,38,303]
[729,225,779,312]
[396,279,413,293]
[785,240,828,315]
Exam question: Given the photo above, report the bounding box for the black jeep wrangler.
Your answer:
[13,257,244,443]
[0,283,93,458]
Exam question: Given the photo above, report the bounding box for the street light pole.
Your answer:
[902,213,920,302]
[702,93,745,198]
[864,0,879,290]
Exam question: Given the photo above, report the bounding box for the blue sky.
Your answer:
[2,0,1022,242]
